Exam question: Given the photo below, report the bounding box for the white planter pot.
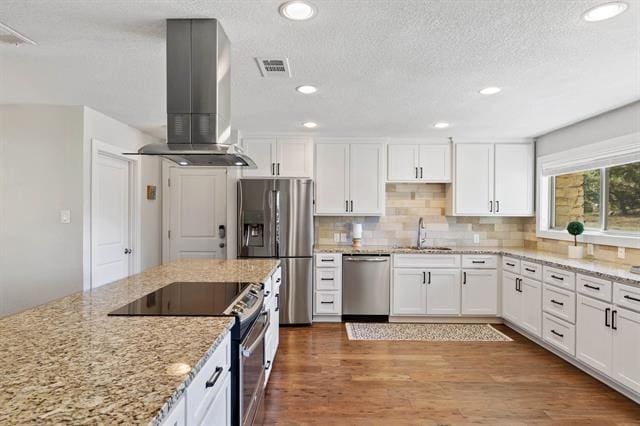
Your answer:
[568,245,584,259]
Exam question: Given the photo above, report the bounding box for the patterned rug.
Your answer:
[345,323,513,342]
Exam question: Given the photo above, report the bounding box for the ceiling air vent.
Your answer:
[0,21,36,46]
[255,57,292,78]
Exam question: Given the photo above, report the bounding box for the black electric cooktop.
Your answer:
[108,281,258,317]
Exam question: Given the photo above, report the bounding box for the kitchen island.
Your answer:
[0,258,279,425]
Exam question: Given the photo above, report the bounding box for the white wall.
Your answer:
[0,105,84,316]
[536,101,640,157]
[82,107,162,288]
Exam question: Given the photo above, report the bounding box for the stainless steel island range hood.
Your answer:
[133,19,255,167]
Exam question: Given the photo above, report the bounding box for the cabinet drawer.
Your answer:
[394,254,461,268]
[315,268,341,291]
[271,267,282,291]
[614,283,640,313]
[543,284,576,324]
[315,253,342,268]
[187,333,231,425]
[521,261,541,281]
[160,396,186,426]
[314,291,342,315]
[543,266,575,291]
[577,274,612,302]
[543,313,576,357]
[462,255,497,269]
[502,257,520,274]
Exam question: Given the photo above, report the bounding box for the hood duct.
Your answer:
[132,19,255,167]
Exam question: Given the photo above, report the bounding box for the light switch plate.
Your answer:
[587,244,594,256]
[618,247,626,259]
[473,234,480,244]
[60,210,71,224]
[340,233,348,243]
[333,233,340,243]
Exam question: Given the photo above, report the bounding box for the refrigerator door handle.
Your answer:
[273,189,280,257]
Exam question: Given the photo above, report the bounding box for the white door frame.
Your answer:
[162,160,230,263]
[89,139,141,290]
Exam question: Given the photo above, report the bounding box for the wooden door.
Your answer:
[168,168,227,260]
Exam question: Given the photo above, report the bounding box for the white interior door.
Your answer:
[93,153,130,288]
[169,168,227,260]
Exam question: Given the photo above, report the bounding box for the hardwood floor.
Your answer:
[263,323,640,425]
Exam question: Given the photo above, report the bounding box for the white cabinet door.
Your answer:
[392,269,427,315]
[315,143,349,215]
[454,144,493,215]
[276,137,312,178]
[160,396,186,426]
[387,144,418,181]
[576,295,613,375]
[426,269,461,315]
[419,144,451,182]
[520,277,542,337]
[199,373,231,426]
[612,307,640,393]
[502,271,520,324]
[242,138,276,177]
[494,143,534,216]
[349,143,384,215]
[461,269,498,315]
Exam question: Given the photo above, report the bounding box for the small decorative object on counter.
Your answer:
[352,223,363,249]
[566,221,584,259]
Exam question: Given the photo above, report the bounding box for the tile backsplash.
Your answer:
[315,183,528,248]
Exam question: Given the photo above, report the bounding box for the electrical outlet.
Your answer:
[473,234,480,244]
[59,210,71,224]
[340,233,348,243]
[618,247,626,259]
[587,244,594,256]
[333,233,340,243]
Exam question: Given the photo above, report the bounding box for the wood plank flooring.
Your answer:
[263,324,640,425]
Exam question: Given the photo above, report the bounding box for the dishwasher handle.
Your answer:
[343,257,388,262]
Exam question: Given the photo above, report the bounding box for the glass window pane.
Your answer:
[607,162,640,232]
[553,169,601,230]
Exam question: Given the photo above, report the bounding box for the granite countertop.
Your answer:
[315,245,640,287]
[0,258,280,425]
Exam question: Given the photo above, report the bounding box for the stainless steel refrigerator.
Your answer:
[238,179,313,324]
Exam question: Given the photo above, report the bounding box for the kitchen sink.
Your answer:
[396,246,453,251]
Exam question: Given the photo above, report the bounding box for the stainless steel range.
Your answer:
[109,281,268,425]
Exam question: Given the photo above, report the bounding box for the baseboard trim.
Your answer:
[503,320,640,405]
[313,315,342,323]
[389,316,503,324]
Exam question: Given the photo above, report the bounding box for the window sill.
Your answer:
[536,229,640,249]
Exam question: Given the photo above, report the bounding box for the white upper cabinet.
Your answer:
[387,143,451,182]
[447,142,534,217]
[241,137,312,178]
[315,141,385,216]
[494,143,534,216]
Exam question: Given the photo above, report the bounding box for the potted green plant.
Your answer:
[567,221,585,259]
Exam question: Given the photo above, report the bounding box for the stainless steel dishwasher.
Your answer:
[342,254,390,316]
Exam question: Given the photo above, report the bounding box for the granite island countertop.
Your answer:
[0,258,280,425]
[315,245,640,287]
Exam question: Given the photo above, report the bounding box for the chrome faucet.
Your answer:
[417,217,426,248]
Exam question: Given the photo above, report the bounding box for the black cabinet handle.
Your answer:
[550,299,564,306]
[277,163,280,176]
[420,167,423,178]
[515,277,519,292]
[271,163,275,175]
[428,271,431,284]
[496,200,500,213]
[605,307,611,328]
[265,360,272,370]
[275,293,280,311]
[489,200,493,212]
[422,271,426,284]
[550,329,564,338]
[205,366,224,388]
[415,167,419,179]
[345,200,349,212]
[506,262,515,267]
[584,284,601,291]
[320,259,334,262]
[320,278,334,281]
[463,271,467,285]
[320,301,333,304]
[471,260,486,264]
[350,200,354,212]
[525,267,536,273]
[550,275,564,281]
[624,295,640,302]
[612,310,618,330]
[516,278,523,293]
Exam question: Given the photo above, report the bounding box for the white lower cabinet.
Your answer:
[462,269,498,315]
[313,254,342,321]
[543,313,576,356]
[501,271,541,337]
[392,268,427,315]
[502,271,520,324]
[612,307,640,393]
[264,267,281,387]
[199,373,232,425]
[426,269,461,315]
[161,396,186,426]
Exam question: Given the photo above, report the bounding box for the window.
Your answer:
[550,161,640,234]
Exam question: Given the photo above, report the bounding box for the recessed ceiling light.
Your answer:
[302,121,318,128]
[179,161,188,166]
[296,85,318,94]
[479,86,501,95]
[433,122,450,129]
[582,2,628,22]
[279,1,317,21]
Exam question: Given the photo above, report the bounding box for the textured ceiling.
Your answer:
[0,0,639,141]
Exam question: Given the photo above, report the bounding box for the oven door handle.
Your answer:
[241,311,270,358]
